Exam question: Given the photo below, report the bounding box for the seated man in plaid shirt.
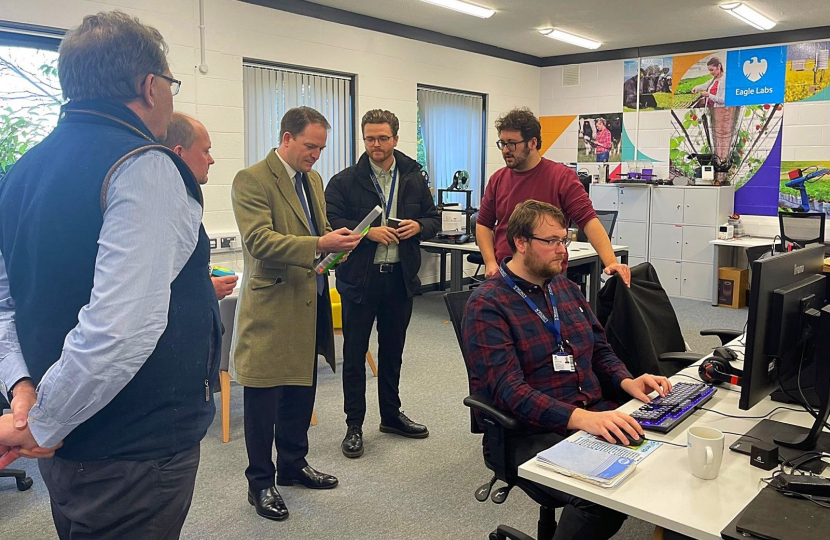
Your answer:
[463,199,671,540]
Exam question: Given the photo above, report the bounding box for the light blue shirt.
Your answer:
[0,150,202,448]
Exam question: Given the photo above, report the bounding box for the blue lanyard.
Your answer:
[499,266,563,349]
[369,167,397,219]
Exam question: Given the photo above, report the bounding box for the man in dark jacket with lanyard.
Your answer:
[326,109,440,458]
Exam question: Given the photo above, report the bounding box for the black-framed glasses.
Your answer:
[496,139,528,151]
[530,236,571,248]
[364,136,393,145]
[156,73,181,96]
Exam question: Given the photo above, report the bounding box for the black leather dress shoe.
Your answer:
[379,411,429,439]
[341,425,364,458]
[277,465,339,489]
[248,486,289,521]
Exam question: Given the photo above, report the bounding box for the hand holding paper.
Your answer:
[315,206,382,275]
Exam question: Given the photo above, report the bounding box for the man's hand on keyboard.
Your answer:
[568,409,643,446]
[620,374,672,403]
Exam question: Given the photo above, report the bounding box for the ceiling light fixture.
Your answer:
[418,0,495,19]
[539,28,601,50]
[719,2,776,31]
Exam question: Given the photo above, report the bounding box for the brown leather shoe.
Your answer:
[248,486,289,521]
[277,465,339,489]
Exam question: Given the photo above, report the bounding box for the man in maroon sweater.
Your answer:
[477,108,630,286]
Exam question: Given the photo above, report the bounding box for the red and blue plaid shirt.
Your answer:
[463,260,633,435]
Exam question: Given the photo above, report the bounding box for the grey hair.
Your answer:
[58,11,169,102]
[159,112,197,150]
[279,106,330,142]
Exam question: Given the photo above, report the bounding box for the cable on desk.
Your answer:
[698,406,808,420]
[647,439,686,448]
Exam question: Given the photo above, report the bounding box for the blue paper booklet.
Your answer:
[536,436,637,488]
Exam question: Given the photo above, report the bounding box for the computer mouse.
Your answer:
[609,432,646,447]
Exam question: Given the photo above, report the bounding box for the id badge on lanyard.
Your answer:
[498,267,575,372]
[370,168,397,221]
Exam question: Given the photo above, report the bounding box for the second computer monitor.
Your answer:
[740,244,826,412]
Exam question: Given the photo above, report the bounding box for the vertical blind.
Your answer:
[417,87,484,203]
[243,63,353,183]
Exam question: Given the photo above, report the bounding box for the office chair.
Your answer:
[444,290,561,540]
[596,263,742,380]
[778,211,825,251]
[0,393,34,491]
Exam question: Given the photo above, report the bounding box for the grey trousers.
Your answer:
[38,444,200,540]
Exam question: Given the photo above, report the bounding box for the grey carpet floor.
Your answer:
[0,293,747,539]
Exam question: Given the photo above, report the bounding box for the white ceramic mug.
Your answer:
[687,426,725,480]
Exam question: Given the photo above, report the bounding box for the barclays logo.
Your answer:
[743,57,768,82]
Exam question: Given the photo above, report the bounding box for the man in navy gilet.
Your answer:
[0,11,220,539]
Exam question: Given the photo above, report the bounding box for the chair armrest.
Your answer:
[658,352,705,364]
[700,328,743,345]
[463,394,520,431]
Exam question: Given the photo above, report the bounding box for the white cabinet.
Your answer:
[649,259,713,300]
[589,184,651,260]
[649,186,734,300]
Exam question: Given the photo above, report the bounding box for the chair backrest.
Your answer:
[779,212,826,249]
[597,262,688,377]
[443,290,479,433]
[219,295,238,372]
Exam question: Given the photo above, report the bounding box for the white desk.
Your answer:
[710,237,774,305]
[420,241,629,311]
[518,348,829,540]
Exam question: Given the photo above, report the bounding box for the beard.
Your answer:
[526,247,564,281]
[503,146,531,170]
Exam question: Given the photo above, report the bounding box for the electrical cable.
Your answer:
[698,406,808,420]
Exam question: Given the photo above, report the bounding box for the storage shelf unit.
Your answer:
[589,184,651,267]
[648,186,733,300]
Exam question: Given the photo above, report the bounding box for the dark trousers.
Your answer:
[243,300,324,492]
[38,445,200,540]
[507,431,627,540]
[341,263,413,426]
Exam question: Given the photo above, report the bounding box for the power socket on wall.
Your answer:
[208,232,242,254]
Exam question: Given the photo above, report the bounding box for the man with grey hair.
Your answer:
[161,112,238,300]
[0,11,219,539]
[326,109,440,459]
[232,106,362,521]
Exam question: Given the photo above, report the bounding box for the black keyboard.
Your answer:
[629,382,717,434]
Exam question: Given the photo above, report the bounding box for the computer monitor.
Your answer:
[732,244,830,465]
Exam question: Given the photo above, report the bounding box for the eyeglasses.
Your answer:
[155,74,181,96]
[496,139,528,151]
[530,236,571,248]
[364,136,393,145]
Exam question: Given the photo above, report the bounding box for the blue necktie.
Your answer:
[294,172,325,296]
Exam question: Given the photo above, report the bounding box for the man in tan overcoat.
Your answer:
[230,106,362,522]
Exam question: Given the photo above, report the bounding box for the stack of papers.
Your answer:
[535,431,660,488]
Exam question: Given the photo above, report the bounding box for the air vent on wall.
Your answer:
[562,65,580,87]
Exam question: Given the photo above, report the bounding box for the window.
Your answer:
[243,62,354,183]
[0,26,62,179]
[417,85,485,203]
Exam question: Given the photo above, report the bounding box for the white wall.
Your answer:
[4,0,540,282]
